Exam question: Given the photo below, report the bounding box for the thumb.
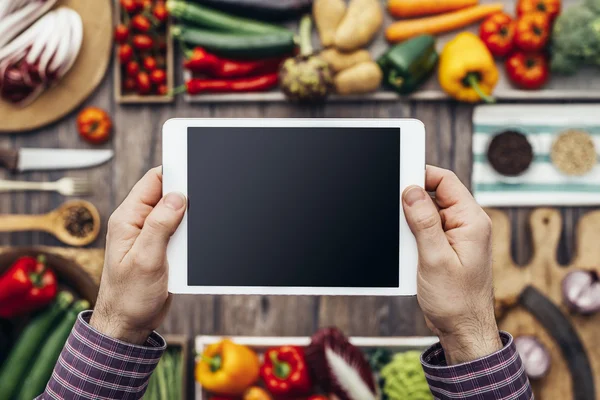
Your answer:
[136,192,187,252]
[402,186,452,264]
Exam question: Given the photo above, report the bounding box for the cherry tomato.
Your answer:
[157,84,169,95]
[136,71,152,94]
[153,2,168,22]
[114,24,130,43]
[123,77,136,91]
[150,69,167,85]
[132,34,153,51]
[120,0,139,13]
[143,56,157,71]
[77,107,112,144]
[118,44,133,64]
[505,52,549,90]
[131,15,151,32]
[514,13,551,52]
[135,0,152,9]
[126,61,140,77]
[307,396,329,400]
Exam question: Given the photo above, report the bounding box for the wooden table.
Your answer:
[0,67,589,340]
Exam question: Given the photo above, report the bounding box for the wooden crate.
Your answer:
[113,0,174,103]
[163,334,190,400]
[194,335,438,399]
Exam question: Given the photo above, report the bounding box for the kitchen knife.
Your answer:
[0,148,113,172]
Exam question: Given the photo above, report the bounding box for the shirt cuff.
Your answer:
[43,310,166,400]
[421,331,533,400]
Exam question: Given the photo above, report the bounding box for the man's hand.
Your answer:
[402,166,502,365]
[90,167,186,345]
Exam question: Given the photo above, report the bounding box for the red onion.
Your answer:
[562,270,600,315]
[514,336,551,380]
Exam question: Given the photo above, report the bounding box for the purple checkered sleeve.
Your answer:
[36,311,166,400]
[421,331,533,400]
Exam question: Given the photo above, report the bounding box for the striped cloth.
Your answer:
[422,331,533,400]
[36,313,531,400]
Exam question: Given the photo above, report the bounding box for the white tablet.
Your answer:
[163,119,425,296]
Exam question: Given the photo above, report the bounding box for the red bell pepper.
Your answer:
[184,47,284,79]
[0,255,57,318]
[260,346,312,397]
[180,73,279,95]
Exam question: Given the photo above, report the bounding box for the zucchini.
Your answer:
[17,299,90,400]
[167,1,290,35]
[172,25,296,59]
[188,0,313,22]
[0,292,73,400]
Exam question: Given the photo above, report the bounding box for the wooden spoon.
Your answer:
[0,200,101,246]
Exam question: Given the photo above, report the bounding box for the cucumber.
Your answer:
[172,25,296,59]
[188,0,313,22]
[167,0,290,35]
[16,299,90,400]
[0,292,73,400]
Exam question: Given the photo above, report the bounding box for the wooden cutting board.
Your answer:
[490,208,600,400]
[0,0,112,133]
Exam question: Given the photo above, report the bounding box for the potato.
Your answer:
[335,0,383,51]
[334,61,383,95]
[313,0,347,48]
[320,48,372,73]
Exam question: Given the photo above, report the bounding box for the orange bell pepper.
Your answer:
[196,339,260,395]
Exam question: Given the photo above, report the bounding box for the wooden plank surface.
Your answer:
[0,43,594,400]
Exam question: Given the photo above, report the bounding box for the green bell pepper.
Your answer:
[377,35,439,95]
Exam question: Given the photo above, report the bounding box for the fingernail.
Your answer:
[164,192,186,210]
[404,186,426,206]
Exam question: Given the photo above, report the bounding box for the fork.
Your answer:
[0,177,93,196]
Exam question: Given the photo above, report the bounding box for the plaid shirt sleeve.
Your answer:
[421,331,533,400]
[37,311,166,400]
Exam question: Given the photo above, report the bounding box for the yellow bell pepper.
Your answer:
[438,32,499,103]
[196,339,260,395]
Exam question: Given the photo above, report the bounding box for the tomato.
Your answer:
[150,69,167,85]
[517,0,561,21]
[243,387,272,400]
[136,71,152,94]
[506,52,549,90]
[479,13,515,58]
[132,15,152,33]
[123,77,136,91]
[114,24,130,43]
[143,56,157,71]
[77,107,112,144]
[118,44,133,64]
[132,34,154,51]
[307,396,329,400]
[153,2,169,23]
[514,13,550,52]
[157,84,169,95]
[126,61,140,77]
[120,0,139,13]
[135,0,152,9]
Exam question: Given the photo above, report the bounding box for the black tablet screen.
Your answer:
[187,127,400,288]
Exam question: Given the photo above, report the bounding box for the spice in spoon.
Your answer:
[63,206,95,238]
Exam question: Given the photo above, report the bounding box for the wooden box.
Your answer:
[163,334,190,400]
[194,335,438,399]
[113,0,175,103]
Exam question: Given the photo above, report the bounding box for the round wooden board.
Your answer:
[0,0,112,133]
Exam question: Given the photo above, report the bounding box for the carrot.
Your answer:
[388,0,479,18]
[385,4,504,43]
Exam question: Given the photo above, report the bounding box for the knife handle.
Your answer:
[0,149,18,172]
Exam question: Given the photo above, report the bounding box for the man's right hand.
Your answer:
[402,166,502,365]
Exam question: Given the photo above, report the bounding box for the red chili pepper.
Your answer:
[150,69,167,85]
[114,23,130,43]
[132,34,154,51]
[137,71,152,94]
[118,44,133,64]
[184,47,284,79]
[126,61,140,77]
[0,255,57,318]
[143,56,157,72]
[153,2,169,23]
[260,346,312,397]
[131,15,152,33]
[183,73,279,95]
[120,0,139,13]
[505,52,549,90]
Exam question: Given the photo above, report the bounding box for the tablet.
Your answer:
[163,119,425,296]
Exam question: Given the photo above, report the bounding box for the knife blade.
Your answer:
[0,148,114,172]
